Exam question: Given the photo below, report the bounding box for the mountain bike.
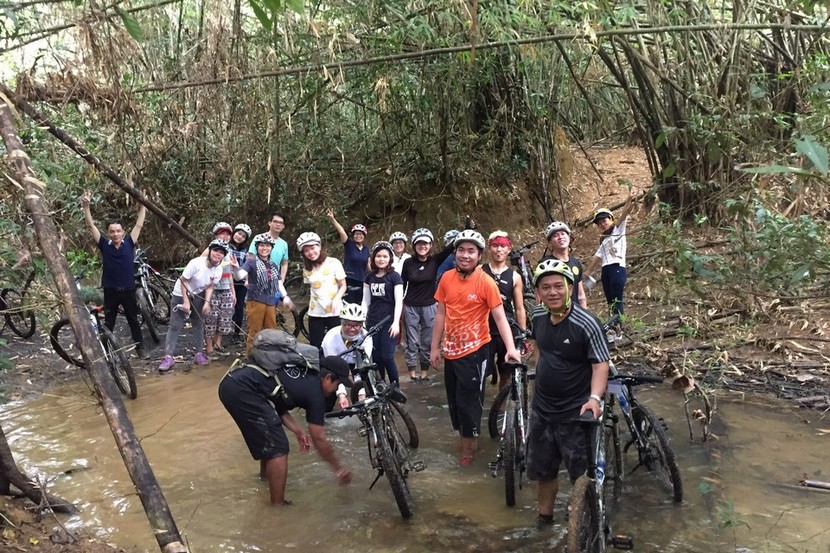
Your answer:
[508,240,538,331]
[0,269,36,339]
[325,315,424,519]
[132,248,172,325]
[606,365,683,502]
[50,277,137,399]
[283,274,310,340]
[486,323,533,440]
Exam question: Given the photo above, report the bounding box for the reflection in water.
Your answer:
[1,360,828,552]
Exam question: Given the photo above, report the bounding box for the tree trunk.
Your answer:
[0,424,77,514]
[0,100,187,553]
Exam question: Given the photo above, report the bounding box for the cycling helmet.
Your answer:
[412,228,434,245]
[253,233,276,247]
[453,229,486,250]
[340,303,366,322]
[350,224,368,235]
[389,231,408,244]
[533,259,574,287]
[296,232,321,250]
[208,238,229,254]
[593,208,614,224]
[443,229,460,247]
[234,223,252,238]
[545,221,571,240]
[371,240,394,258]
[212,222,233,236]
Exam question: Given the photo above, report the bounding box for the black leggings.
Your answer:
[308,316,341,349]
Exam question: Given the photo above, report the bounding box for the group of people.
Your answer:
[81,190,635,525]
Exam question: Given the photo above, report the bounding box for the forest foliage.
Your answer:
[0,0,829,305]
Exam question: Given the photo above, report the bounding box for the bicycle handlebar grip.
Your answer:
[634,374,664,384]
[504,360,527,369]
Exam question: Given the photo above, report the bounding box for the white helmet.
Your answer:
[389,231,408,244]
[208,238,230,254]
[234,223,252,238]
[443,229,460,246]
[253,233,275,247]
[340,303,366,322]
[412,228,434,245]
[212,222,233,235]
[453,229,486,250]
[296,232,321,250]
[545,221,571,240]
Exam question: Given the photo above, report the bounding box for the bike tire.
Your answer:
[377,416,414,519]
[487,385,511,439]
[1,288,36,339]
[504,407,519,507]
[566,476,603,553]
[276,307,301,338]
[297,305,310,341]
[50,318,85,368]
[137,289,161,343]
[523,295,537,333]
[148,282,171,324]
[283,275,309,306]
[100,327,137,400]
[390,400,419,449]
[632,404,683,502]
[603,418,623,529]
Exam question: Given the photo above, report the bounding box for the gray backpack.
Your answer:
[250,329,320,374]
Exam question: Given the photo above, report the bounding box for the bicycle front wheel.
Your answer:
[50,318,85,368]
[390,400,419,449]
[1,288,36,339]
[100,328,137,400]
[297,305,310,341]
[377,418,414,519]
[137,289,160,343]
[487,385,510,439]
[603,419,623,529]
[632,405,683,502]
[567,476,603,553]
[504,407,520,507]
[148,282,171,324]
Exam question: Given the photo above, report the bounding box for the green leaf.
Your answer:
[794,135,829,175]
[654,131,666,149]
[749,82,766,99]
[285,0,304,13]
[248,0,272,30]
[662,163,676,178]
[741,164,810,175]
[262,0,282,11]
[115,7,144,42]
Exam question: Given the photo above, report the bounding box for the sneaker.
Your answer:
[158,355,175,373]
[214,346,230,357]
[193,352,210,365]
[136,345,149,360]
[535,515,555,529]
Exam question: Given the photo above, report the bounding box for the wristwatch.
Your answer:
[589,394,602,404]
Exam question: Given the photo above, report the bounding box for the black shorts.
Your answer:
[218,375,289,461]
[525,409,587,482]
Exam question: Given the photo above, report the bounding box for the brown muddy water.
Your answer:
[1,358,828,553]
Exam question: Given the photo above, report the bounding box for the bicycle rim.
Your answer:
[1,288,36,339]
[487,385,510,439]
[101,328,138,399]
[376,416,414,519]
[50,318,85,368]
[504,407,519,507]
[148,283,171,324]
[567,476,603,553]
[634,405,683,502]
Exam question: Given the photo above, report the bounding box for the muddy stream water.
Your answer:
[1,357,828,553]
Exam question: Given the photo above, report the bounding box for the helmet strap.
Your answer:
[543,282,572,318]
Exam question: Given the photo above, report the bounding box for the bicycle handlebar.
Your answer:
[338,314,393,357]
[602,314,621,332]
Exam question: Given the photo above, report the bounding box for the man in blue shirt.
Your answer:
[81,190,148,358]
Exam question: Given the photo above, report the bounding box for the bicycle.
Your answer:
[0,269,37,339]
[325,315,424,519]
[50,277,137,399]
[132,248,167,343]
[508,240,539,332]
[283,273,310,340]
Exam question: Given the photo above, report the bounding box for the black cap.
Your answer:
[320,356,352,387]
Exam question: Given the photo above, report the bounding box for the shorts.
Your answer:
[218,374,289,461]
[525,409,587,482]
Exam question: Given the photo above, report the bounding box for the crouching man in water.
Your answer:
[218,329,353,505]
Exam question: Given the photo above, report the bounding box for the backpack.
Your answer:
[249,328,320,374]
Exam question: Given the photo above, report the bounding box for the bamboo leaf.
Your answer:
[248,0,272,30]
[655,131,666,149]
[115,7,144,42]
[262,0,282,12]
[741,164,810,175]
[794,135,829,175]
[285,0,304,14]
[662,163,676,178]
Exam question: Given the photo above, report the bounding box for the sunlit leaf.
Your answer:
[285,0,304,13]
[115,7,144,42]
[248,0,273,30]
[740,164,809,175]
[794,135,829,175]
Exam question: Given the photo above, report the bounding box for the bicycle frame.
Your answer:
[508,240,538,292]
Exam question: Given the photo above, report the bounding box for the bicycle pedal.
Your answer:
[411,460,427,472]
[610,534,634,550]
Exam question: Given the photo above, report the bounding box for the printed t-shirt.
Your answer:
[364,271,403,326]
[304,257,347,317]
[172,257,223,297]
[434,266,503,360]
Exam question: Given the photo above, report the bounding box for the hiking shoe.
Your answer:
[194,352,210,365]
[214,346,230,356]
[136,344,149,360]
[158,355,175,373]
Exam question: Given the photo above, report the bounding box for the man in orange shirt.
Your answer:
[431,230,521,466]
